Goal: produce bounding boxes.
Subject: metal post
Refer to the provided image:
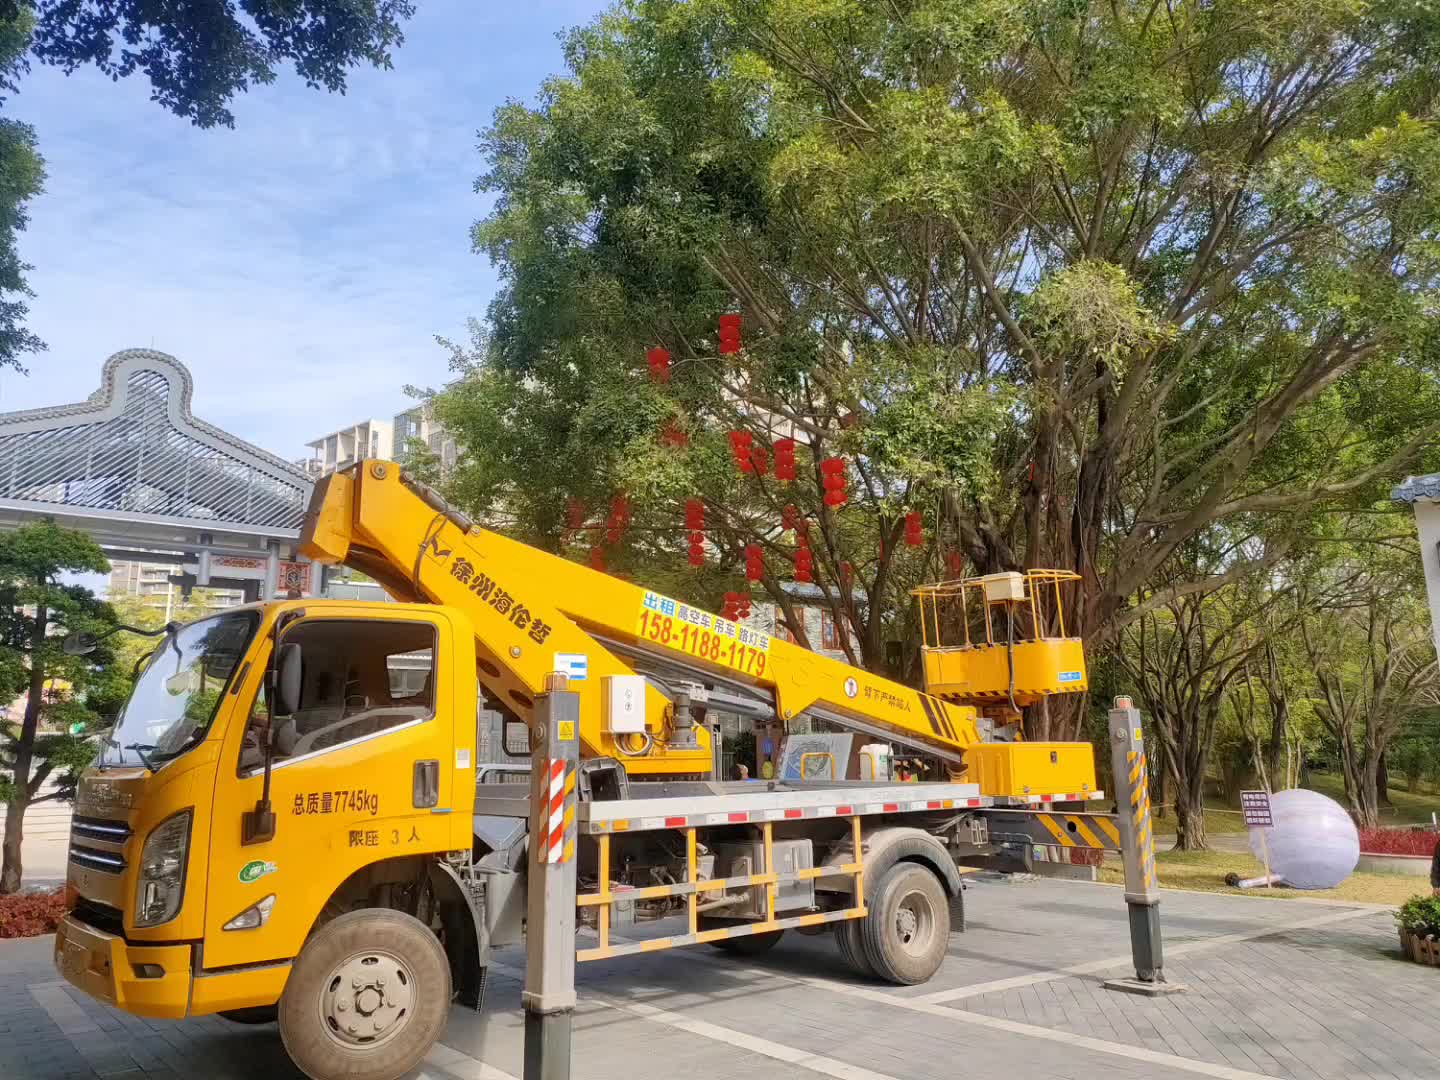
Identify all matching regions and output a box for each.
[1103,697,1183,996]
[523,674,580,1079]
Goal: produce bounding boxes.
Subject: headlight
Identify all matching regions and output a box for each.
[134,809,192,927]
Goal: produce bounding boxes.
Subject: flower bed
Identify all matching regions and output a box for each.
[1395,895,1440,967]
[0,888,66,938]
[1359,827,1438,856]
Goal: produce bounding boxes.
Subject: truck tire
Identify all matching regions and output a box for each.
[699,916,784,956]
[219,1005,278,1024]
[834,918,874,977]
[279,908,452,1080]
[859,863,949,985]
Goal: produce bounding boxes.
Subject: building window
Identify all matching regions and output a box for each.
[820,609,843,651]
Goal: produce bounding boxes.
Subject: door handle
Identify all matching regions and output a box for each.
[413,760,440,809]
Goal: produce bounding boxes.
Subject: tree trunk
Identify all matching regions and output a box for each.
[1153,757,1167,821]
[0,797,27,894]
[1171,767,1208,850]
[2,592,47,894]
[1354,756,1381,829]
[1376,750,1392,807]
[1265,691,1288,789]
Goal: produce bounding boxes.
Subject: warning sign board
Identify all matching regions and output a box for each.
[1239,790,1274,828]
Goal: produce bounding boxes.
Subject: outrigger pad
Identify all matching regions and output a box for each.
[1102,976,1186,996]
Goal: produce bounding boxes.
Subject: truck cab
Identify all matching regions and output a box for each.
[56,600,480,1050]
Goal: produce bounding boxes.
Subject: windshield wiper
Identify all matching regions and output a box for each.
[149,728,205,763]
[123,742,158,771]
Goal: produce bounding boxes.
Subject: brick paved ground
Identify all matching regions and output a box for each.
[3,878,1433,1080]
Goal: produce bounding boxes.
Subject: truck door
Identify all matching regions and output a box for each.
[204,611,457,970]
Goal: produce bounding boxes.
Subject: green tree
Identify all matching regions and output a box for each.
[0,521,114,893]
[0,0,417,371]
[1299,550,1439,828]
[449,0,1440,737]
[0,10,45,371]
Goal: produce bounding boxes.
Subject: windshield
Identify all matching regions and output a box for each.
[104,611,259,768]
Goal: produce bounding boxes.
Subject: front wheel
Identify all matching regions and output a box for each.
[279,908,452,1080]
[859,863,950,985]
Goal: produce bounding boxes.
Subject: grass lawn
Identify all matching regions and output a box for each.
[1098,848,1424,906]
[1148,773,1440,837]
[1307,772,1440,828]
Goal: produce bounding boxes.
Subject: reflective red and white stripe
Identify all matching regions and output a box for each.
[584,794,992,834]
[1014,791,1105,804]
[540,759,577,863]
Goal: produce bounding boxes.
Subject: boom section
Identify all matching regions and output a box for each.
[298,463,978,773]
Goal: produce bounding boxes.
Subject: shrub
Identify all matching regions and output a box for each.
[0,888,66,938]
[1395,895,1440,939]
[1359,828,1439,856]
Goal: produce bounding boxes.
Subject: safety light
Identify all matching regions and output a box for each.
[223,894,276,931]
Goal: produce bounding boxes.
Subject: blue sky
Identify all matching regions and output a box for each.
[1,0,605,460]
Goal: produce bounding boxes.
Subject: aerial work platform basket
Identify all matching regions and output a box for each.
[912,569,1089,707]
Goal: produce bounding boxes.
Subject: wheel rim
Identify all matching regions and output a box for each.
[318,948,417,1050]
[893,888,936,957]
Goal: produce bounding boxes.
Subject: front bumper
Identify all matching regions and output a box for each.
[54,915,193,1019]
[54,915,294,1020]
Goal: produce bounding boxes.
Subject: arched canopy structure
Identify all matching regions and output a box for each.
[0,349,317,597]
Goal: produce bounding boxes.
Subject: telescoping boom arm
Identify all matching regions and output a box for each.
[299,462,1093,790]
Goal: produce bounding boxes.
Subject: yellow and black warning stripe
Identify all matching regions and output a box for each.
[918,693,958,742]
[1033,811,1122,850]
[984,808,1124,851]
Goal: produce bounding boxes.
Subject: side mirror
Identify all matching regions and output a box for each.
[274,643,302,716]
[63,632,99,656]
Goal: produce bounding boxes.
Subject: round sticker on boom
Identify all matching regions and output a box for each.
[239,860,277,884]
[844,677,859,699]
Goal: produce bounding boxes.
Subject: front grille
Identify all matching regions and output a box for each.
[71,897,125,936]
[71,816,131,845]
[69,845,126,874]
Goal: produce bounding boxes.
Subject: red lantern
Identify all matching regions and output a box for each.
[728,430,754,474]
[590,546,607,572]
[565,498,585,531]
[750,445,770,477]
[774,438,796,482]
[718,313,742,355]
[794,539,814,584]
[745,543,763,583]
[781,504,799,532]
[609,495,631,527]
[685,499,705,530]
[945,549,964,577]
[820,457,848,508]
[646,346,671,384]
[841,560,853,586]
[904,511,923,547]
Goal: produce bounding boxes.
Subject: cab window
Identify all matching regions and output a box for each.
[238,620,435,774]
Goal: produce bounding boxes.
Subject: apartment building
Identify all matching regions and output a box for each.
[108,560,245,614]
[299,403,458,480]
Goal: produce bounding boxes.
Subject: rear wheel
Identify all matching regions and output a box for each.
[835,917,874,977]
[700,916,784,956]
[219,1005,277,1025]
[859,863,949,985]
[279,908,451,1080]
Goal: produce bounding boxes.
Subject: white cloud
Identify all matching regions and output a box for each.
[2,0,603,458]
